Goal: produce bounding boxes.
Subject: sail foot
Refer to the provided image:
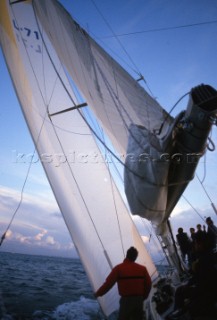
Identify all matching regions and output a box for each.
[124,84,217,231]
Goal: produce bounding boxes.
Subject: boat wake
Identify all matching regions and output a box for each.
[50,297,103,320]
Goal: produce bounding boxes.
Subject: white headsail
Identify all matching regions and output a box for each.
[0,0,158,316]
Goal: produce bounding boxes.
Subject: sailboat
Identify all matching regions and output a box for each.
[0,0,216,319]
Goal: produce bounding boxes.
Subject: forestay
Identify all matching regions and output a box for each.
[0,0,158,316]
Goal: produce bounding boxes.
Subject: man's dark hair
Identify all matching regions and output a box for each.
[195,232,210,251]
[206,217,213,224]
[126,247,138,261]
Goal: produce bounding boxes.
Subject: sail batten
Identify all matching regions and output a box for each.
[49,102,88,117]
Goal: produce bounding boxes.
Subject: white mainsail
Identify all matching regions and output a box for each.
[0,0,158,316]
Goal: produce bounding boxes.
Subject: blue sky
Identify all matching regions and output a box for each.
[0,0,217,260]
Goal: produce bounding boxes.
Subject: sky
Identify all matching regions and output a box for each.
[0,0,217,261]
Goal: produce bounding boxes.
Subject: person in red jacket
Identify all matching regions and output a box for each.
[95,247,152,320]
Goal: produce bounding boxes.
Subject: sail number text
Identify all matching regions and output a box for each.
[13,19,41,53]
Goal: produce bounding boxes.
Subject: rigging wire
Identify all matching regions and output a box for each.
[194,127,217,214]
[90,0,155,98]
[196,172,217,215]
[157,91,190,135]
[198,124,217,214]
[0,154,34,247]
[196,173,213,202]
[182,195,206,222]
[102,19,217,38]
[139,218,168,264]
[90,0,139,75]
[200,152,207,184]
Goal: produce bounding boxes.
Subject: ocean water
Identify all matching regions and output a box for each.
[0,252,107,320]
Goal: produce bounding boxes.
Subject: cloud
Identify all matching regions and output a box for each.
[0,185,59,217]
[16,233,31,244]
[2,226,74,255]
[46,235,57,246]
[35,229,47,241]
[0,185,74,257]
[5,229,12,238]
[0,185,68,234]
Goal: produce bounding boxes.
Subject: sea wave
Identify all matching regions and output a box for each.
[0,252,104,319]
